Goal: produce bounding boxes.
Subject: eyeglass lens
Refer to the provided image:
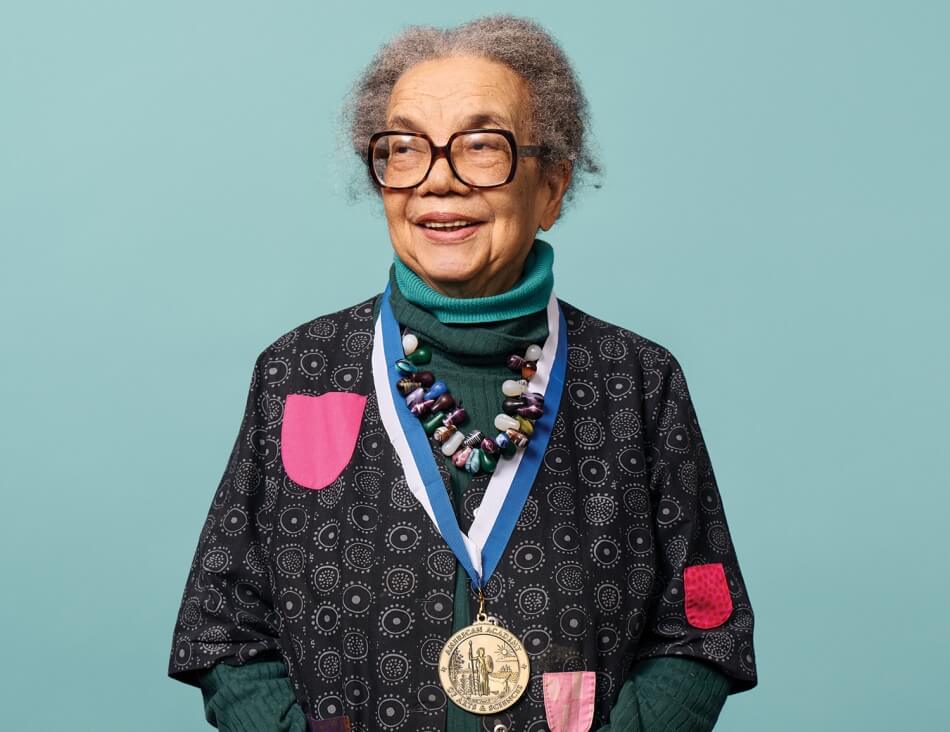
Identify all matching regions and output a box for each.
[372,131,514,188]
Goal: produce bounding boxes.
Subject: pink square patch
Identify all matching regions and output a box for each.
[683,562,733,629]
[543,671,596,732]
[280,391,367,490]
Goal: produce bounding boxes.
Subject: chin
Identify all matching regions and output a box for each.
[418,256,480,286]
[413,244,484,283]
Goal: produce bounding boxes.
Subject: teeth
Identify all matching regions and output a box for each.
[420,221,476,229]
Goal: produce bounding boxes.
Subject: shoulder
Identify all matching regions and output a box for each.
[235,292,383,398]
[253,292,382,364]
[556,296,684,376]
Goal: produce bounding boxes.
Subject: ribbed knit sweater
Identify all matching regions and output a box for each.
[194,240,731,731]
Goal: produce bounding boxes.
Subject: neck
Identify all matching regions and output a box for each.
[392,239,555,324]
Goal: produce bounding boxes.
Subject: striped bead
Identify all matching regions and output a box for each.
[463,430,484,448]
[505,428,529,448]
[397,378,421,396]
[433,425,457,444]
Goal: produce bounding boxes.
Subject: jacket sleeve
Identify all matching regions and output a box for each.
[195,657,307,731]
[167,349,291,690]
[596,656,731,731]
[633,351,758,694]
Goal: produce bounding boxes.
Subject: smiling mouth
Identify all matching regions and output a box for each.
[414,220,484,242]
[418,220,481,231]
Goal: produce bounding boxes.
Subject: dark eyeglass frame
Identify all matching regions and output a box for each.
[366,128,548,190]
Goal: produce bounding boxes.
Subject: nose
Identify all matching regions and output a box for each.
[417,149,470,195]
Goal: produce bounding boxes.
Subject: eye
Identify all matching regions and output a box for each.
[386,136,428,157]
[469,139,501,152]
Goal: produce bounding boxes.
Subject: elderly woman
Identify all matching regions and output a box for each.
[168,14,757,732]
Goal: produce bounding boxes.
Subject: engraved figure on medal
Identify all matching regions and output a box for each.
[438,612,530,714]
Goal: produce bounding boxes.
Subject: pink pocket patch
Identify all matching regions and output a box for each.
[280,392,367,490]
[684,562,733,629]
[543,671,596,732]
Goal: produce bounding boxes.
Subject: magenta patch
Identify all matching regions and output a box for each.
[543,671,596,732]
[683,562,733,629]
[280,392,367,490]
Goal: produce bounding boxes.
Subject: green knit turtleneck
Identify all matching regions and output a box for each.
[392,238,555,324]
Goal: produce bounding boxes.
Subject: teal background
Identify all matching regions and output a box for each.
[1,1,947,729]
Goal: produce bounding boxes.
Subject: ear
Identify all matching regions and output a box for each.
[538,161,573,231]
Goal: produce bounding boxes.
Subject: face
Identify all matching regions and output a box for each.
[380,55,571,298]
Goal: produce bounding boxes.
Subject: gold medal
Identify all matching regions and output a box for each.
[438,592,530,714]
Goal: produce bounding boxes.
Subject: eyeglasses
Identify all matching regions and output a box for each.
[367,128,547,190]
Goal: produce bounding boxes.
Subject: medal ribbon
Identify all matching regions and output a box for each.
[372,281,567,590]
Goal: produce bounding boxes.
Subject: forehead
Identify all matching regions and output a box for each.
[385,55,530,136]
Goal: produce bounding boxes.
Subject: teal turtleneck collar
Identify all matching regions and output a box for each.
[392,239,554,324]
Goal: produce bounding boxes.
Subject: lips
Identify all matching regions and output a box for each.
[415,212,483,226]
[414,212,485,242]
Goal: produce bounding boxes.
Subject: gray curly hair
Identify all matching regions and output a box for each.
[339,14,602,213]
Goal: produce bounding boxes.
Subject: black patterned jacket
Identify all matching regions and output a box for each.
[167,293,758,732]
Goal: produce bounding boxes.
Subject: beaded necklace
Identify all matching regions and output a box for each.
[393,330,545,475]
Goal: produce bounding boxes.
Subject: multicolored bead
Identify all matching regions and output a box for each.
[505,428,529,448]
[432,392,455,413]
[463,430,484,448]
[495,432,516,458]
[395,330,546,472]
[452,446,472,469]
[516,404,543,420]
[410,399,435,418]
[402,333,419,355]
[397,378,421,396]
[494,413,520,432]
[444,406,468,428]
[506,354,526,372]
[464,448,482,474]
[502,397,524,416]
[423,380,448,400]
[416,370,436,388]
[433,425,457,443]
[479,449,498,473]
[502,379,527,397]
[395,358,417,374]
[523,391,544,407]
[405,387,425,407]
[422,411,446,435]
[480,437,500,457]
[525,344,542,362]
[441,430,465,455]
[406,345,431,365]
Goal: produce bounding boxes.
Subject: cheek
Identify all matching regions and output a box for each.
[382,195,411,231]
[489,186,538,235]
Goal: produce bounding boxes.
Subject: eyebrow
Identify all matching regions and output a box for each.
[387,112,512,131]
